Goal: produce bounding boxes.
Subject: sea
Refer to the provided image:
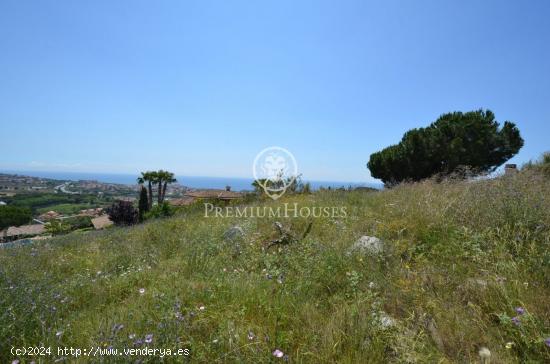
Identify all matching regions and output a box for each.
[1,170,382,191]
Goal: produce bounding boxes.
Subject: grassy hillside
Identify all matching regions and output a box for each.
[1,170,549,363]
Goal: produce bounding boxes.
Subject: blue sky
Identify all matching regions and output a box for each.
[1,0,549,183]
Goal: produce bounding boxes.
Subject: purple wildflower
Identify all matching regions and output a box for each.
[545,338,550,347]
[139,288,145,295]
[272,349,284,358]
[12,360,20,364]
[134,338,143,346]
[145,334,153,344]
[511,316,521,326]
[515,307,525,315]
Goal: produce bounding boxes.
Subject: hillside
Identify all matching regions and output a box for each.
[1,170,549,363]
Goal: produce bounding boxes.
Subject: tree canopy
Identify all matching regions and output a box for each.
[367,110,524,186]
[137,170,177,207]
[0,205,32,229]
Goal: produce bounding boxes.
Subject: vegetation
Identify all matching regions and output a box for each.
[106,200,138,226]
[157,170,177,204]
[45,217,92,235]
[523,151,550,177]
[64,215,94,230]
[1,162,549,363]
[144,202,175,220]
[0,205,32,229]
[4,193,104,213]
[137,170,177,208]
[45,220,72,235]
[138,186,149,222]
[252,175,310,196]
[368,110,524,185]
[137,172,156,209]
[36,203,98,216]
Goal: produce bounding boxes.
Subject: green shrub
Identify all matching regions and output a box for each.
[0,205,32,229]
[64,216,93,229]
[45,220,71,235]
[144,202,175,220]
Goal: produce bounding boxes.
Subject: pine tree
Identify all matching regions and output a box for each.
[367,110,523,186]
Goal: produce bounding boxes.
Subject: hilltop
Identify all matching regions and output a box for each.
[1,169,549,363]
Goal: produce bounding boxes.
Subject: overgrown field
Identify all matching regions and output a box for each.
[1,171,549,363]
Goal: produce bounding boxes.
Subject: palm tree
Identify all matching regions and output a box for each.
[161,171,176,203]
[137,171,157,209]
[138,170,176,206]
[156,170,177,204]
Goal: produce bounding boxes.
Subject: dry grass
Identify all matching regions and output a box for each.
[1,168,549,363]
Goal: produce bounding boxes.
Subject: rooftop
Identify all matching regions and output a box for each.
[2,224,45,238]
[91,215,114,230]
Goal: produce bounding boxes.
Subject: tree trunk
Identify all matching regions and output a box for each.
[157,180,163,204]
[147,181,153,209]
[161,182,168,203]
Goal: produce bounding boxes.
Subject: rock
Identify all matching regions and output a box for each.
[373,311,396,329]
[223,226,244,241]
[379,313,396,328]
[347,236,384,255]
[478,347,491,364]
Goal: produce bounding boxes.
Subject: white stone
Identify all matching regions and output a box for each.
[379,313,396,328]
[348,236,383,255]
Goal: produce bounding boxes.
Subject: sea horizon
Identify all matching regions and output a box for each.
[0,170,383,191]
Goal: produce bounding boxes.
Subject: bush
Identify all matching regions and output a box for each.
[368,109,524,185]
[144,202,174,220]
[64,216,93,229]
[0,205,32,229]
[45,220,71,235]
[106,200,138,226]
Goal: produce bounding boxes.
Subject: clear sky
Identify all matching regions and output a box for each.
[1,0,549,183]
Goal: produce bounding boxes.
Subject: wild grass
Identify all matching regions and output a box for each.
[1,169,549,363]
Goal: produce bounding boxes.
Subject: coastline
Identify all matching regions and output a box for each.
[0,170,383,191]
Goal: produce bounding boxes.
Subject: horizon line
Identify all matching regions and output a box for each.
[0,168,381,186]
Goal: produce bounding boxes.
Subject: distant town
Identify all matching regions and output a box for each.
[0,172,188,197]
[0,172,242,243]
